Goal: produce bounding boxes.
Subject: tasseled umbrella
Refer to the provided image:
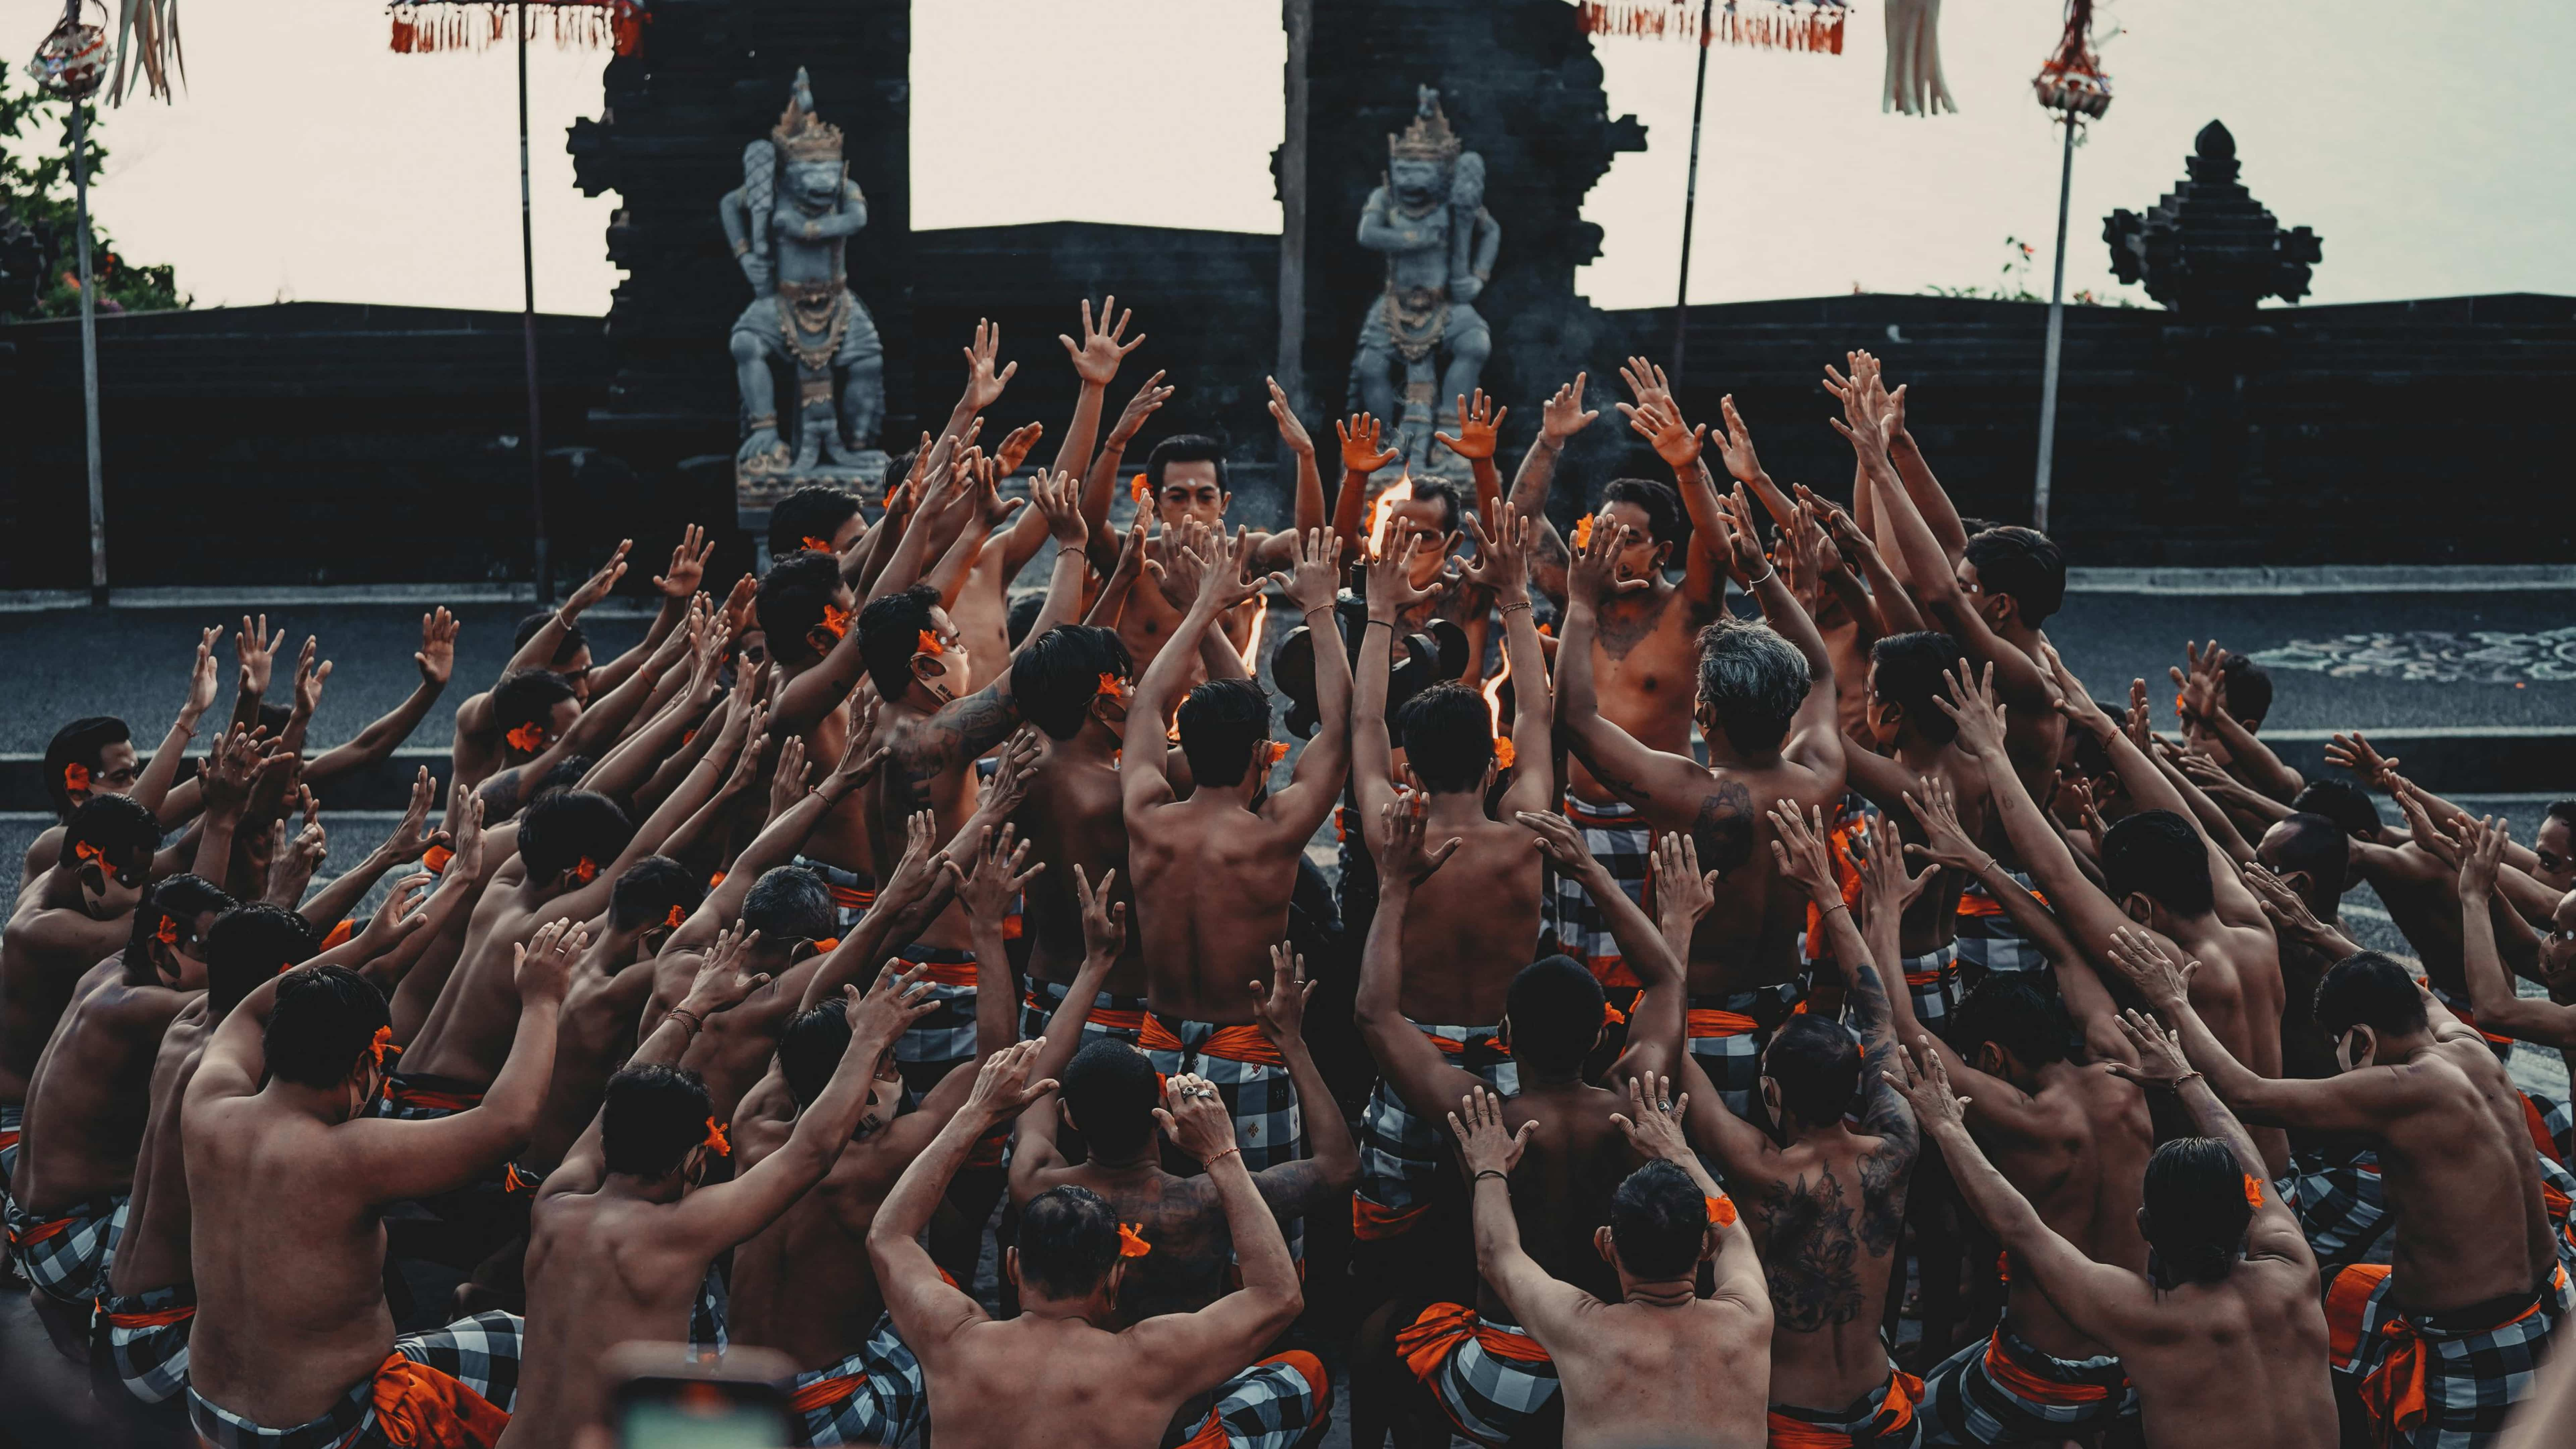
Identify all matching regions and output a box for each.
[385,0,646,56]
[1881,0,1955,116]
[1576,0,1850,54]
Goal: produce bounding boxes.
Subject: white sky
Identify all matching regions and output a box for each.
[17,0,2575,315]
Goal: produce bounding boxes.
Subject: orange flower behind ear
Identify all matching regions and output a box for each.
[504,722,547,754]
[664,905,686,929]
[62,761,90,793]
[1266,741,1291,766]
[1492,737,1516,771]
[73,839,106,868]
[703,1118,732,1157]
[570,858,600,885]
[1118,1223,1153,1258]
[802,535,835,554]
[916,629,945,657]
[812,936,841,954]
[817,603,854,642]
[1602,1002,1627,1027]
[367,1025,395,1071]
[422,845,455,875]
[155,915,180,948]
[1705,1194,1738,1228]
[1096,673,1125,700]
[2244,1173,2264,1209]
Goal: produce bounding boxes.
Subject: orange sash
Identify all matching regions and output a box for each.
[1427,1029,1511,1058]
[1981,1330,2112,1405]
[97,1297,195,1330]
[1767,1369,1922,1448]
[1176,1351,1327,1449]
[7,1215,73,1248]
[1352,1195,1434,1241]
[2519,1091,2565,1166]
[1395,1302,1553,1382]
[1686,1008,1759,1039]
[368,1352,510,1449]
[1139,1015,1285,1069]
[2355,1266,2565,1439]
[826,882,875,912]
[1958,886,2049,919]
[788,1366,865,1415]
[2326,1263,2392,1367]
[1904,966,1948,988]
[384,1079,484,1115]
[893,954,978,989]
[319,919,356,951]
[1023,988,1146,1034]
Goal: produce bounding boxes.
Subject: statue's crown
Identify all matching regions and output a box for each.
[772,68,844,164]
[1388,88,1461,164]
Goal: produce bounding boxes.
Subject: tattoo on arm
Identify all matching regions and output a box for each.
[1842,958,1918,1253]
[938,688,1017,761]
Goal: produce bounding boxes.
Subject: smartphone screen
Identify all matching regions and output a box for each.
[618,1381,795,1449]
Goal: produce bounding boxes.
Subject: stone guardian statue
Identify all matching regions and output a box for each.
[1348,87,1501,481]
[721,68,887,493]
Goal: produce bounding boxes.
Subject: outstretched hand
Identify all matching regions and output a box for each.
[1060,295,1144,387]
[2103,1009,2197,1091]
[1377,792,1465,885]
[1651,831,1722,937]
[1539,374,1599,444]
[1337,413,1402,475]
[1156,1072,1239,1164]
[2103,926,2195,1012]
[1249,943,1314,1046]
[1434,389,1506,463]
[1451,1085,1536,1180]
[965,1038,1057,1125]
[1765,799,1843,906]
[1609,1073,1693,1165]
[1882,1039,1967,1131]
[1073,864,1127,962]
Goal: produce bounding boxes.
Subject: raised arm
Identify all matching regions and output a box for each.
[1354,535,1434,822]
[1330,414,1402,564]
[1270,376,1329,537]
[1552,520,1717,822]
[1770,803,1916,1173]
[1078,371,1172,562]
[1010,472,1094,657]
[1264,529,1350,836]
[2458,819,2576,1046]
[2105,1009,2318,1266]
[1612,1075,1770,1315]
[1431,388,1508,522]
[1715,487,1843,781]
[1241,945,1359,1214]
[1616,388,1727,614]
[1523,810,1680,1083]
[1353,803,1483,1118]
[1508,376,1597,607]
[139,628,222,823]
[1460,504,1557,816]
[1126,1075,1304,1398]
[1454,1087,1595,1337]
[871,1043,1056,1362]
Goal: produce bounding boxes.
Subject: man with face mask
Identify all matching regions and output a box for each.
[5,874,232,1341]
[2107,929,2572,1449]
[182,927,572,1449]
[497,940,914,1447]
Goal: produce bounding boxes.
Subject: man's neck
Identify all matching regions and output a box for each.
[2030,1059,2084,1096]
[1079,1143,1166,1180]
[2371,1031,2439,1067]
[1516,1070,1587,1096]
[604,1171,689,1205]
[1062,722,1121,765]
[2160,911,2229,950]
[1015,1293,1113,1328]
[1702,740,1785,773]
[261,1078,356,1125]
[1891,733,1949,771]
[1617,1274,1698,1308]
[1422,791,1488,827]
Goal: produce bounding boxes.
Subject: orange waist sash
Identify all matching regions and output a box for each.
[893,954,978,989]
[97,1298,196,1331]
[1139,1015,1284,1068]
[1686,1008,1759,1039]
[368,1351,509,1449]
[1023,989,1146,1034]
[1766,1368,1921,1448]
[1395,1302,1552,1382]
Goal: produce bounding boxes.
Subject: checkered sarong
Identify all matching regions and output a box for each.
[1141,1014,1305,1257]
[1355,1023,1517,1241]
[1021,977,1148,1049]
[1168,1349,1333,1449]
[2276,1149,2395,1271]
[1544,794,1652,988]
[1955,866,2049,976]
[1898,941,1963,1043]
[1687,981,1807,1119]
[97,1281,196,1404]
[0,1102,20,1201]
[1769,1365,1926,1448]
[6,1190,123,1306]
[2328,1261,2572,1449]
[690,1263,728,1353]
[884,945,980,1109]
[1395,1302,1561,1446]
[796,854,877,934]
[188,1310,524,1449]
[790,1311,926,1447]
[1918,1324,2135,1445]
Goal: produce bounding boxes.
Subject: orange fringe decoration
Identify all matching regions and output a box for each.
[1576,0,1847,55]
[388,0,647,57]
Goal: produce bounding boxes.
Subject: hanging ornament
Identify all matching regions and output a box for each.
[1575,0,1850,56]
[1882,0,1956,117]
[2034,0,2114,118]
[25,3,110,101]
[106,0,182,103]
[386,0,649,58]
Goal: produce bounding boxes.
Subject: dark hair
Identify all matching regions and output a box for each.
[1962,527,2066,626]
[63,794,160,882]
[1951,978,2076,1069]
[2263,813,2350,898]
[534,756,597,804]
[856,584,941,700]
[1394,683,1495,794]
[768,484,864,558]
[1175,678,1273,788]
[263,964,390,1088]
[133,874,237,972]
[203,901,309,1017]
[2545,800,2576,833]
[1060,1040,1160,1160]
[777,998,854,1109]
[1695,617,1809,756]
[44,716,130,818]
[1608,1160,1708,1279]
[1145,434,1228,495]
[491,668,579,751]
[742,866,834,944]
[255,702,293,735]
[2313,951,2429,1040]
[1505,956,1605,1074]
[2101,811,2214,918]
[2292,780,2383,841]
[1601,477,1684,549]
[1869,632,1968,745]
[2216,652,2273,725]
[601,1063,716,1178]
[610,856,704,933]
[1012,626,1132,741]
[1410,478,1465,537]
[1007,594,1048,650]
[1016,1184,1123,1300]
[516,790,633,885]
[2141,1137,2252,1285]
[757,551,848,664]
[512,611,589,669]
[1764,1016,1862,1126]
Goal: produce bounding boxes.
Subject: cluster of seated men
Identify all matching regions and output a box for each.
[8,303,2576,1449]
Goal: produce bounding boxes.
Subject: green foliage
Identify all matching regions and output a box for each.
[0,68,186,322]
[1925,235,2138,308]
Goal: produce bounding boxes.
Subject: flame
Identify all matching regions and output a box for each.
[1367,474,1416,557]
[1239,594,1269,672]
[1481,649,1511,736]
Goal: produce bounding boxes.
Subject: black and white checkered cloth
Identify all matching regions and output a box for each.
[2330,1262,2572,1449]
[187,1309,524,1449]
[885,945,981,1109]
[1354,1024,1517,1240]
[96,1280,196,1405]
[1686,981,1808,1120]
[1170,1349,1334,1449]
[1019,977,1148,1049]
[1542,794,1653,988]
[792,1310,928,1447]
[1954,866,2051,976]
[1395,1302,1561,1446]
[1916,1324,2136,1445]
[5,1190,122,1306]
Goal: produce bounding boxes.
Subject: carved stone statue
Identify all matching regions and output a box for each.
[1348,87,1501,481]
[722,68,887,499]
[2105,120,2321,318]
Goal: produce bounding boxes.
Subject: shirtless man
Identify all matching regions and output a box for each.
[1941,662,2292,1173]
[1454,1079,1771,1449]
[1554,504,1846,1114]
[1361,799,1690,1445]
[96,902,306,1410]
[1831,363,2070,979]
[1679,802,1920,1447]
[1509,375,1728,987]
[1346,508,1555,1243]
[498,940,922,1447]
[23,628,218,885]
[1888,1023,2337,1449]
[1124,525,1344,1182]
[517,857,704,1171]
[1863,798,2157,1444]
[1841,631,1992,1038]
[183,920,573,1448]
[2106,931,2566,1447]
[871,1044,1325,1449]
[7,874,226,1335]
[3,793,166,1203]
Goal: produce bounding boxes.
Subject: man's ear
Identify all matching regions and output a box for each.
[2280,869,2316,901]
[1651,539,1675,572]
[2118,892,2156,927]
[1594,1224,1616,1267]
[1003,1247,1022,1292]
[1701,1223,1720,1263]
[1974,1040,2007,1077]
[1059,1100,1080,1134]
